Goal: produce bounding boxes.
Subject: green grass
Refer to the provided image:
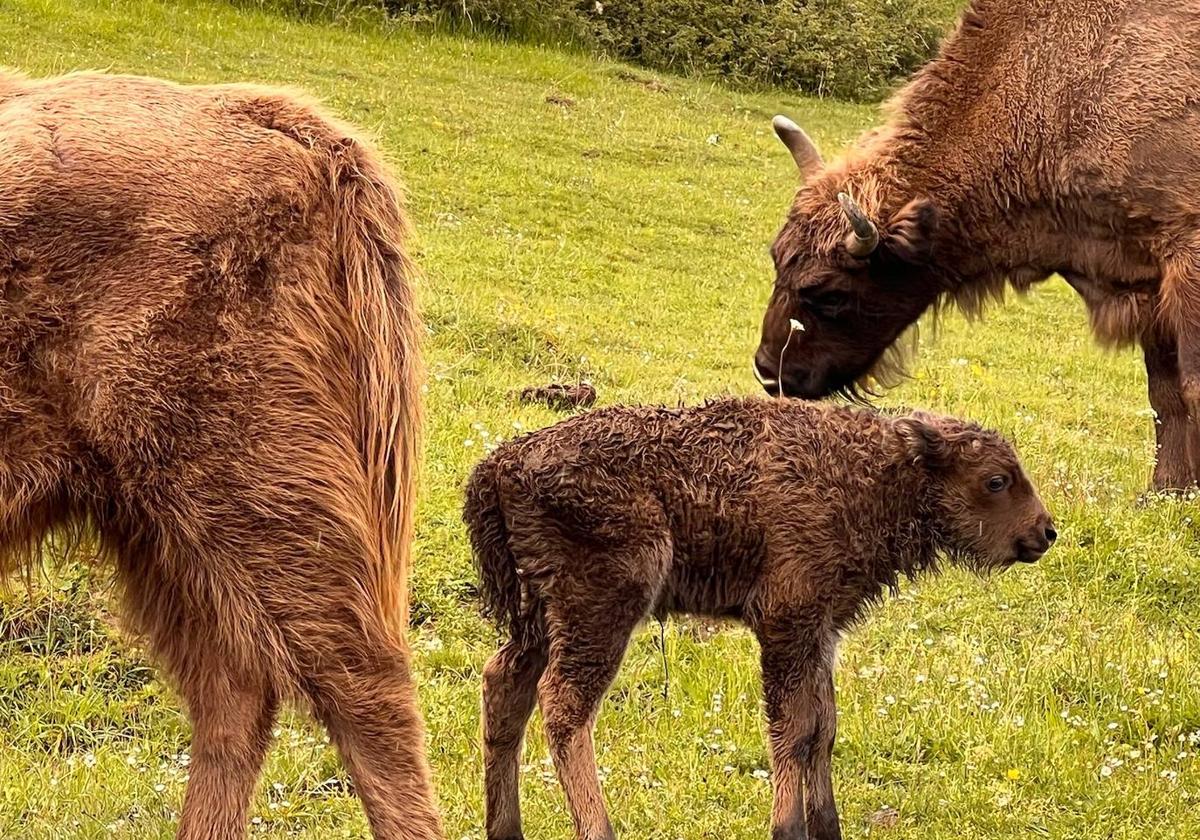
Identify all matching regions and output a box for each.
[1,1,1198,837]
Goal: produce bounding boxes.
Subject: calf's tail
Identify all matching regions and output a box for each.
[463,459,543,650]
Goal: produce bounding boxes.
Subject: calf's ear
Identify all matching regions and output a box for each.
[895,415,950,467]
[885,198,938,264]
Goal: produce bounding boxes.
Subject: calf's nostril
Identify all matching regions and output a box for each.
[1045,526,1057,544]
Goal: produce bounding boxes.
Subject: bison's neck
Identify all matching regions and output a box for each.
[826,455,941,628]
[831,140,1157,321]
[831,0,1164,319]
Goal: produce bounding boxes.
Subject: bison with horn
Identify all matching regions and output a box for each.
[754,0,1200,491]
[0,70,441,839]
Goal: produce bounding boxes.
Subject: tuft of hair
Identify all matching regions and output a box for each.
[839,322,920,402]
[247,90,425,635]
[463,459,544,651]
[329,133,424,635]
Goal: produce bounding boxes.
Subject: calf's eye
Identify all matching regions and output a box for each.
[987,475,1009,493]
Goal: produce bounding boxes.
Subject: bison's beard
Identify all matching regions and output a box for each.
[835,323,920,402]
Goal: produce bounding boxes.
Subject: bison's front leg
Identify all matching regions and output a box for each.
[1141,326,1195,490]
[757,618,841,840]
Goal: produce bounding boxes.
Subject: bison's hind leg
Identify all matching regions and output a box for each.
[116,543,283,840]
[295,610,443,840]
[535,535,670,840]
[482,639,548,840]
[175,653,279,840]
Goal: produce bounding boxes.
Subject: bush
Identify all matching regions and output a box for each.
[251,0,964,102]
[586,0,954,101]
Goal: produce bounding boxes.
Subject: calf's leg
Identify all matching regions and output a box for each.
[483,639,549,840]
[756,618,840,840]
[538,586,655,840]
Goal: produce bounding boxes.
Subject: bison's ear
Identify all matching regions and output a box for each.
[895,414,951,468]
[885,198,938,264]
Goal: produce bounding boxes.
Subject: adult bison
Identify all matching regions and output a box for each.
[753,0,1200,490]
[0,71,441,839]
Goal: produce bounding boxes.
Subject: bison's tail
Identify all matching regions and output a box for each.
[327,134,423,635]
[463,460,543,651]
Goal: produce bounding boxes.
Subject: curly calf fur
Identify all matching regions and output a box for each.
[466,398,1053,840]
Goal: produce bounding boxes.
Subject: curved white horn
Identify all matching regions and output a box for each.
[772,115,823,179]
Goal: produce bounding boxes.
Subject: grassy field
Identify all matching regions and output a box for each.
[1,1,1199,838]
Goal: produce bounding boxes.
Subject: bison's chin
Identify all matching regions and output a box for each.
[847,323,920,400]
[755,324,918,402]
[943,546,1022,577]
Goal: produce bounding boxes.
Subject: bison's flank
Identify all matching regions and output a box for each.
[0,70,441,840]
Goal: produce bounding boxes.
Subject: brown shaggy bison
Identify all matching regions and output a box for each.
[465,398,1054,840]
[752,0,1200,490]
[0,70,441,839]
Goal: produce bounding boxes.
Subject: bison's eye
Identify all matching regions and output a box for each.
[986,475,1010,493]
[811,290,853,318]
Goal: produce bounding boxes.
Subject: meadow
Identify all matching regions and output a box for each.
[0,1,1198,837]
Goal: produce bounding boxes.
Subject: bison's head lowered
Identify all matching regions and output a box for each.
[754,116,944,399]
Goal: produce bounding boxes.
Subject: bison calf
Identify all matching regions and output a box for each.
[464,398,1054,840]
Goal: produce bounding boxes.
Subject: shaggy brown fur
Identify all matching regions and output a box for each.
[0,69,441,839]
[465,398,1055,840]
[752,0,1200,490]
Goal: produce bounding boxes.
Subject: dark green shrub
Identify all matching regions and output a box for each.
[584,0,953,101]
[243,0,966,102]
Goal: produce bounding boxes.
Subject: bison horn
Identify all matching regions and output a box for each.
[772,115,823,179]
[837,192,880,257]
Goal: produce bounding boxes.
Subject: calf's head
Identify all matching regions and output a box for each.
[754,116,942,399]
[896,412,1056,570]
